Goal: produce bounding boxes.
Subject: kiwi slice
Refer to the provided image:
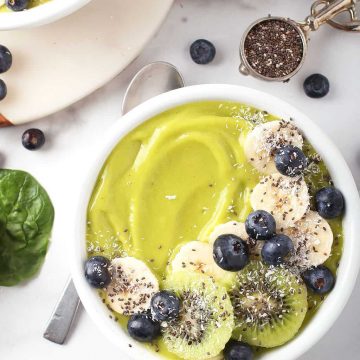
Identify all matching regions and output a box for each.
[162,271,234,360]
[230,261,307,348]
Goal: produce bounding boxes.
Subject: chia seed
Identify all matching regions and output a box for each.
[244,19,304,79]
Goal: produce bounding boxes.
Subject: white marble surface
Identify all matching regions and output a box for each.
[1,1,360,359]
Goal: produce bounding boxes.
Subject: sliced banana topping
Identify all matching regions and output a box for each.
[171,241,235,286]
[209,354,224,360]
[283,211,333,270]
[250,173,310,229]
[244,120,304,174]
[209,221,249,244]
[209,221,262,257]
[106,257,159,315]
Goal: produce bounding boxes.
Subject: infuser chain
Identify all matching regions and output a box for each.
[311,0,360,32]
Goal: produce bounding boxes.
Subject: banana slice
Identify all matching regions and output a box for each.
[250,173,310,229]
[209,221,249,244]
[170,241,235,287]
[209,354,223,360]
[283,211,333,270]
[209,221,262,258]
[106,257,159,315]
[244,120,304,174]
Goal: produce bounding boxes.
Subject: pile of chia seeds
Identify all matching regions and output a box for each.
[244,19,304,79]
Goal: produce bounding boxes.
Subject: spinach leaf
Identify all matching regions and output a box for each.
[0,169,54,286]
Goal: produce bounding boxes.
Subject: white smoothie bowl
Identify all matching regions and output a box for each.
[0,0,92,30]
[70,84,360,360]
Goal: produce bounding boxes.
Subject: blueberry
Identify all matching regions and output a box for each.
[0,45,12,74]
[127,313,161,342]
[224,340,253,360]
[245,210,276,240]
[303,74,330,98]
[0,79,7,101]
[213,234,249,272]
[190,39,216,65]
[6,0,29,11]
[302,265,335,295]
[261,234,294,266]
[151,290,180,322]
[84,256,111,288]
[275,145,307,177]
[22,128,45,150]
[315,187,344,219]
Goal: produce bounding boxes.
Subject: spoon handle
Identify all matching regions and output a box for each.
[43,278,80,344]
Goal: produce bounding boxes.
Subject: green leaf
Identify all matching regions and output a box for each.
[0,169,54,286]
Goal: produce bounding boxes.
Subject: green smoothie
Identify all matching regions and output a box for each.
[0,0,50,12]
[86,101,343,359]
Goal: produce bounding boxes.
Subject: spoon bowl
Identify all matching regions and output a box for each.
[122,62,184,115]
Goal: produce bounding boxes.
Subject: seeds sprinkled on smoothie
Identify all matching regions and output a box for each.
[244,19,304,79]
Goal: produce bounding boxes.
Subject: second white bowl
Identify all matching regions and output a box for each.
[0,0,92,30]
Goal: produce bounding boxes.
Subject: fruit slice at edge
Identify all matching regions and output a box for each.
[162,271,234,360]
[230,261,308,348]
[105,257,159,315]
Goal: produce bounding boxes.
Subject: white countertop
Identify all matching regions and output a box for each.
[1,0,360,359]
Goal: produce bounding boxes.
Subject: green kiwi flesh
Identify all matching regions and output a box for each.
[162,271,234,360]
[230,261,308,348]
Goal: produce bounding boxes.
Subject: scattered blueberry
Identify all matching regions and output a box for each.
[22,128,46,150]
[224,340,253,360]
[315,187,344,219]
[245,210,276,240]
[190,39,216,65]
[84,256,111,288]
[0,45,12,74]
[0,79,7,101]
[127,314,161,342]
[303,74,330,98]
[6,0,29,11]
[261,234,294,266]
[213,234,249,272]
[151,290,180,322]
[302,265,335,295]
[275,145,307,177]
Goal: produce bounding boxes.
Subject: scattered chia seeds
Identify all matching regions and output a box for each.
[244,19,304,79]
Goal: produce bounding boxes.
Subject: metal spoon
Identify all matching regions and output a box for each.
[122,61,184,114]
[43,62,184,345]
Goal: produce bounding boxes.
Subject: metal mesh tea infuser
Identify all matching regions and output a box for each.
[239,0,360,82]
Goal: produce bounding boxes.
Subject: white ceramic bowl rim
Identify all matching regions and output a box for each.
[70,84,360,360]
[0,0,92,30]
